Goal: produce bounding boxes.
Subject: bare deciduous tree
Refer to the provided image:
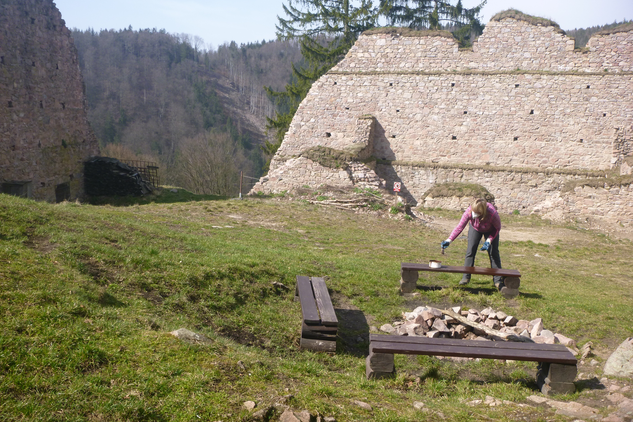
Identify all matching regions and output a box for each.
[171,131,251,196]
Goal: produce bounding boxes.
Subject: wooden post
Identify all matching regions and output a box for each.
[239,171,243,199]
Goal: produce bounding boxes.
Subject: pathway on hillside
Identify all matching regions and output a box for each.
[425,215,632,243]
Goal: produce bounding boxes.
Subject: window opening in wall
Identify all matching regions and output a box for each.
[451,83,455,87]
[530,110,534,114]
[1,56,4,64]
[1,181,31,198]
[38,141,41,148]
[389,83,393,86]
[515,84,519,88]
[334,81,337,85]
[396,109,400,112]
[390,135,396,138]
[32,61,35,67]
[325,132,331,137]
[56,63,59,69]
[60,102,65,109]
[586,85,590,89]
[514,137,519,141]
[8,101,12,107]
[464,111,467,114]
[345,107,349,110]
[452,135,457,140]
[55,182,70,203]
[39,101,43,108]
[580,139,584,143]
[31,18,35,24]
[603,113,607,117]
[40,182,46,187]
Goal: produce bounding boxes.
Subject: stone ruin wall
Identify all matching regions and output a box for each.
[252,15,633,231]
[0,0,99,202]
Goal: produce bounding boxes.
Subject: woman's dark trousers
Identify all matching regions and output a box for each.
[463,224,503,285]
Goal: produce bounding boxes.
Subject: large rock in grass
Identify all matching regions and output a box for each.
[170,328,213,345]
[604,338,633,378]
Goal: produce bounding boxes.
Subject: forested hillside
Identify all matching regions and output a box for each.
[567,19,631,47]
[71,28,302,194]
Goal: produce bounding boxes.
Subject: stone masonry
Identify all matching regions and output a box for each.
[251,12,633,232]
[0,0,99,202]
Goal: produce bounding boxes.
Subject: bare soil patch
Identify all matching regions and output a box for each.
[425,215,602,245]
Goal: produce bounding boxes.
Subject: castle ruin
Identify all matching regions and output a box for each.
[252,11,633,232]
[0,0,99,202]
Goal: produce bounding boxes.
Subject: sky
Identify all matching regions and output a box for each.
[53,0,633,49]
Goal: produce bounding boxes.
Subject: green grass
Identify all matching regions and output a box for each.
[1,192,631,421]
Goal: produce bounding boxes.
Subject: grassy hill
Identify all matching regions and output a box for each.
[1,191,631,421]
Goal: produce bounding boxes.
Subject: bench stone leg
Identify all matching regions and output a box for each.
[537,362,577,395]
[366,352,395,379]
[400,269,419,293]
[500,276,520,299]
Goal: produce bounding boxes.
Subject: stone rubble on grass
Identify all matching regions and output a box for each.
[412,401,426,410]
[379,305,579,350]
[527,385,633,422]
[279,409,337,422]
[169,328,213,345]
[353,400,373,411]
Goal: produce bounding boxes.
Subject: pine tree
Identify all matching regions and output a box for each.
[263,1,387,168]
[381,0,486,46]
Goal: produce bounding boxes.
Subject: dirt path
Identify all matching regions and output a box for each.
[424,215,604,245]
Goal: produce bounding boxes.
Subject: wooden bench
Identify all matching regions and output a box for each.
[366,334,578,395]
[295,276,338,352]
[400,262,522,298]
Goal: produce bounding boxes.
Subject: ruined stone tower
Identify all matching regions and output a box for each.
[252,11,633,232]
[0,0,99,202]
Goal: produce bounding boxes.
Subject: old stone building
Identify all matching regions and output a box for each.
[0,0,99,202]
[252,11,633,232]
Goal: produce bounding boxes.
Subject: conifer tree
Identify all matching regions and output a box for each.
[381,0,486,46]
[263,1,387,166]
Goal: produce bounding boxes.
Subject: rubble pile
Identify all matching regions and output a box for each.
[380,305,578,353]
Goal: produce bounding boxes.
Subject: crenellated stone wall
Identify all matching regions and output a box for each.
[0,0,99,202]
[251,11,633,232]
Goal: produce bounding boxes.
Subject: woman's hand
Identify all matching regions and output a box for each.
[441,239,451,249]
[480,239,491,251]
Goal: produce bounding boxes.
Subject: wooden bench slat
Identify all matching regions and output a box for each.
[296,275,320,324]
[370,334,571,353]
[302,330,337,341]
[303,323,338,334]
[371,341,576,365]
[402,262,521,277]
[311,277,338,326]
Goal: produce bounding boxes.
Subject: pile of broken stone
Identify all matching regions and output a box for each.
[379,305,579,354]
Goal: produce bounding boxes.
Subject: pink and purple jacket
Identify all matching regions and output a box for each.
[448,203,501,242]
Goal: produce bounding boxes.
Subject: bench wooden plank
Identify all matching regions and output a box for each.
[296,275,320,324]
[302,330,337,341]
[370,335,576,365]
[370,334,570,353]
[402,263,521,278]
[303,323,338,334]
[372,341,575,364]
[311,277,338,326]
